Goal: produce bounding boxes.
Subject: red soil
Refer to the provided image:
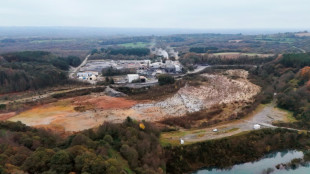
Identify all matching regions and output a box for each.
[0,112,16,121]
[73,95,138,109]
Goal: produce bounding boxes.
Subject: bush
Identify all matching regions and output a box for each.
[158,74,175,86]
[0,104,6,110]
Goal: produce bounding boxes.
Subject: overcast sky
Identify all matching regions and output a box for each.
[0,0,309,29]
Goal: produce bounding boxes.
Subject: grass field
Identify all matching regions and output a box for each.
[118,42,149,48]
[277,107,296,123]
[254,36,296,44]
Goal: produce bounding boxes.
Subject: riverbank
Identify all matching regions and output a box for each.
[164,128,309,174]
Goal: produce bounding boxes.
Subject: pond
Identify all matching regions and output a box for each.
[193,150,310,174]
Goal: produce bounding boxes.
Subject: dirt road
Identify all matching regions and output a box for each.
[161,101,292,145]
[0,86,96,105]
[69,54,90,79]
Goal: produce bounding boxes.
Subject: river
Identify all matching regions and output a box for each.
[193,150,310,174]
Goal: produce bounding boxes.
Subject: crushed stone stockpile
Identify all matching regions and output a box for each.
[132,70,261,119]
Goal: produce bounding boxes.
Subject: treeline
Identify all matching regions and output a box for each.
[109,48,150,56]
[280,53,310,68]
[0,118,165,174]
[275,59,310,121]
[0,51,81,94]
[179,52,274,68]
[98,37,151,45]
[189,47,218,53]
[101,67,135,76]
[92,48,150,56]
[165,129,307,174]
[270,53,310,122]
[2,51,81,70]
[251,53,310,125]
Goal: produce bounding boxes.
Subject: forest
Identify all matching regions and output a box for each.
[179,52,275,70]
[0,51,81,94]
[90,47,153,61]
[98,36,151,46]
[189,47,218,53]
[91,48,150,56]
[248,53,310,129]
[2,118,308,174]
[0,118,164,174]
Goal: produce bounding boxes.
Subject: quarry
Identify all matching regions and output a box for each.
[7,69,262,133]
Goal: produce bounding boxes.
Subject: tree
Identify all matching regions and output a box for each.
[120,145,139,167]
[50,150,72,174]
[66,56,81,67]
[22,148,55,173]
[91,49,98,55]
[103,135,113,144]
[74,152,105,173]
[158,74,175,86]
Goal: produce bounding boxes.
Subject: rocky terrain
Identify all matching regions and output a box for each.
[133,69,260,119]
[8,70,261,132]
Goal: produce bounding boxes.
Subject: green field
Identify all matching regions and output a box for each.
[254,36,296,44]
[118,42,149,48]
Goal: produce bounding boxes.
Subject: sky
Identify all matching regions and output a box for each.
[0,0,310,29]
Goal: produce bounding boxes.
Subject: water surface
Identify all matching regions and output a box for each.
[193,150,309,174]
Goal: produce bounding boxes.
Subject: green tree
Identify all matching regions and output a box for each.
[120,144,139,167]
[103,135,113,144]
[74,152,105,173]
[22,148,55,173]
[50,150,72,174]
[158,74,175,86]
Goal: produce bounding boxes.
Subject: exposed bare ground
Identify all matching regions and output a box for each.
[133,69,260,120]
[0,112,16,121]
[8,70,261,132]
[160,102,290,145]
